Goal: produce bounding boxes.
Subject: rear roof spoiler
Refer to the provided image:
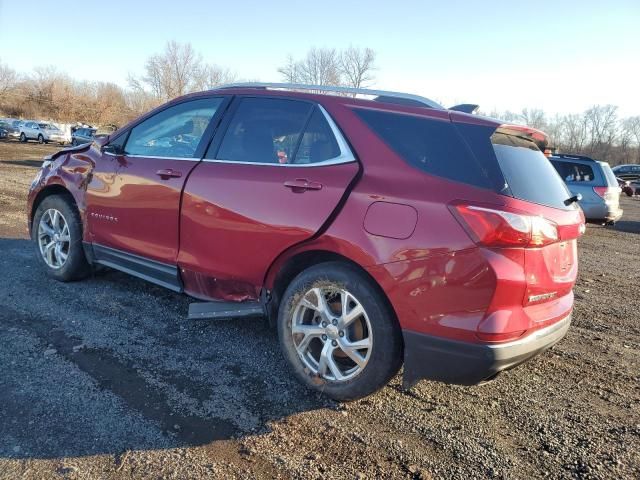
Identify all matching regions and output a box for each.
[549,153,597,162]
[449,104,480,114]
[498,124,549,151]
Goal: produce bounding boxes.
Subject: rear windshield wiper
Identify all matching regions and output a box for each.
[564,193,582,206]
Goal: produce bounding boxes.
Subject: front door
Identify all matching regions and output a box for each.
[86,96,228,264]
[178,96,360,300]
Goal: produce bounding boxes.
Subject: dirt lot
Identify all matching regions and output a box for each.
[0,140,638,479]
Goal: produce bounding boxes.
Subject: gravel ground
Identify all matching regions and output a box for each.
[0,140,639,479]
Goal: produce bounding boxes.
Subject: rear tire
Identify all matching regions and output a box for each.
[32,194,91,282]
[277,262,403,401]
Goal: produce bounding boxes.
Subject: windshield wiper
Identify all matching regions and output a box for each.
[564,193,582,206]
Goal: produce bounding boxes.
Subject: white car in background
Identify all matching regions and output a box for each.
[19,121,67,144]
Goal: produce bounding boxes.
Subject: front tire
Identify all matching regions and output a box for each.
[32,194,91,281]
[20,132,26,143]
[277,262,403,401]
[38,134,44,144]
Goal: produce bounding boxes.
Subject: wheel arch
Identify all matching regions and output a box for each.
[265,248,399,333]
[30,184,77,231]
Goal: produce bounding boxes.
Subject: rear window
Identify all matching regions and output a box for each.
[492,133,571,209]
[550,160,596,183]
[353,108,500,190]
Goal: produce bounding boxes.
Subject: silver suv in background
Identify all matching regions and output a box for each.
[19,122,67,144]
[550,154,622,224]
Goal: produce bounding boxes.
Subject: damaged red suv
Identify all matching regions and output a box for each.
[28,83,584,400]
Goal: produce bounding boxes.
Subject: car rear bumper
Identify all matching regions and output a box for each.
[582,202,622,222]
[606,208,623,222]
[402,314,571,388]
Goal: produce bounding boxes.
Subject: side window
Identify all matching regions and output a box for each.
[213,98,312,164]
[124,97,223,158]
[292,108,341,164]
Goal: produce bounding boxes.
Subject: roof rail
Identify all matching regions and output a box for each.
[213,82,444,109]
[550,153,597,162]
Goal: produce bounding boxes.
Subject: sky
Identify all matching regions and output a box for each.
[1,0,639,116]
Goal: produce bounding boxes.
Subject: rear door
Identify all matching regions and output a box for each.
[86,96,228,264]
[178,96,359,300]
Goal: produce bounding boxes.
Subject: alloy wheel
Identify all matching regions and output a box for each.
[291,286,373,382]
[37,208,70,269]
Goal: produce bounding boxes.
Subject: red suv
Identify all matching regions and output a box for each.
[28,83,584,400]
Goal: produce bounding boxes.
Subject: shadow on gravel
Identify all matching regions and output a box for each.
[614,220,640,235]
[0,238,328,460]
[0,159,42,168]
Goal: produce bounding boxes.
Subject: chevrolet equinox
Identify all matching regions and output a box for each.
[28,83,585,400]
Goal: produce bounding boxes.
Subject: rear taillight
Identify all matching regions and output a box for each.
[452,204,559,247]
[593,186,618,204]
[593,186,608,198]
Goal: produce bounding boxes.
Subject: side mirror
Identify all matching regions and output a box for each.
[95,135,110,147]
[101,144,120,155]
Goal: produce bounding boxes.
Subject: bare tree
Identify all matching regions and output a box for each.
[194,64,237,90]
[277,55,301,83]
[277,47,350,88]
[131,41,204,100]
[519,108,547,130]
[129,41,237,101]
[558,113,589,152]
[622,116,640,162]
[584,105,618,159]
[339,46,376,89]
[0,60,17,96]
[299,47,341,86]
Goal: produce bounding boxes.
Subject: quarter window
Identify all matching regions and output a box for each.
[292,108,341,164]
[124,98,223,158]
[214,98,312,164]
[353,107,499,190]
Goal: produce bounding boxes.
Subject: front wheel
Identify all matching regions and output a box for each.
[38,134,44,144]
[277,262,403,401]
[32,194,91,281]
[20,132,26,143]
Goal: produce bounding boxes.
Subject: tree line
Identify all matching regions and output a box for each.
[487,106,640,165]
[0,41,638,165]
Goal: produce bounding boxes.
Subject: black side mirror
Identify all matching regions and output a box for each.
[102,144,121,155]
